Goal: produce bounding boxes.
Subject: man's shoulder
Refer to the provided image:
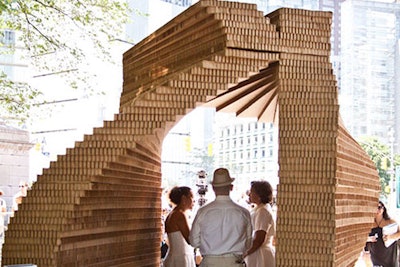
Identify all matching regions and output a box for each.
[226,198,249,211]
[234,203,251,216]
[196,198,226,213]
[197,199,216,211]
[204,198,250,214]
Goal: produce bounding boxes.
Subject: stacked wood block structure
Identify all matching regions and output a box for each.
[266,9,380,267]
[2,1,380,266]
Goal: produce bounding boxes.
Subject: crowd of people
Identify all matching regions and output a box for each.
[161,167,400,267]
[162,168,276,267]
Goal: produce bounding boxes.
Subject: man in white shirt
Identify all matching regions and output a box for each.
[190,168,252,267]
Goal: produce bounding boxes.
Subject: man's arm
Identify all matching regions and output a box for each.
[245,211,253,250]
[189,213,201,248]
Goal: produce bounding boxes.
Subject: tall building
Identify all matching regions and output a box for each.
[340,1,400,150]
[0,30,28,85]
[214,114,279,191]
[252,0,400,150]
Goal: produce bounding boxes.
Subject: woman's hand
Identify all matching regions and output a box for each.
[383,234,389,242]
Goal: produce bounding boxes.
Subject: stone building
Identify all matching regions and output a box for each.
[0,121,32,212]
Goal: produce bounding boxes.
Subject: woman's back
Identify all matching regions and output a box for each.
[163,231,195,267]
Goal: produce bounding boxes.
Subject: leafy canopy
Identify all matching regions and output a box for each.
[358,136,400,198]
[0,0,131,123]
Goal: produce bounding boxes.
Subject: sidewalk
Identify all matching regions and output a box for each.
[354,251,373,267]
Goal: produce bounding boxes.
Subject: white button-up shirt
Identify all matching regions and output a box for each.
[189,195,252,256]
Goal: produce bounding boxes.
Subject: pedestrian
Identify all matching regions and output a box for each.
[243,181,276,267]
[163,186,196,267]
[189,168,252,267]
[366,201,400,267]
[11,181,29,216]
[0,189,7,242]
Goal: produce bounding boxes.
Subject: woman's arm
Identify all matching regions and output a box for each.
[383,220,400,241]
[367,235,377,242]
[175,211,191,244]
[243,230,266,258]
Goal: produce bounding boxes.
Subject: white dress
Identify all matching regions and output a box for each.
[163,231,195,267]
[245,203,276,267]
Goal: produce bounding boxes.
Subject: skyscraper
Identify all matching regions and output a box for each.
[254,0,400,150]
[340,1,400,150]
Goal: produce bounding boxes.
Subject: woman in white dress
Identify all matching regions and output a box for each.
[244,181,276,267]
[163,186,196,267]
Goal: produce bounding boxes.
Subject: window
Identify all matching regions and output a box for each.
[1,30,15,45]
[160,0,192,7]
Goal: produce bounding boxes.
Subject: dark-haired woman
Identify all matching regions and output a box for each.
[367,201,400,267]
[244,181,276,267]
[163,186,195,267]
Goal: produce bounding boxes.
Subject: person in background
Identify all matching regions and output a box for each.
[163,186,196,267]
[366,201,400,267]
[161,207,169,260]
[244,181,276,267]
[11,181,29,216]
[189,168,252,267]
[0,189,7,242]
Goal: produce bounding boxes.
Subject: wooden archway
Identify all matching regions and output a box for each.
[3,1,379,266]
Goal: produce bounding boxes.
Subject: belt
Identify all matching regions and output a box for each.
[203,253,241,258]
[203,253,245,264]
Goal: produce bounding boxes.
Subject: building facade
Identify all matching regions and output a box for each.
[214,114,279,192]
[340,1,400,151]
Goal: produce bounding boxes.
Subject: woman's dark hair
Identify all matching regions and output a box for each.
[169,186,191,205]
[379,201,391,220]
[251,181,273,204]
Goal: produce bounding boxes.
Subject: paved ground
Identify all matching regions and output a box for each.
[0,245,374,267]
[354,251,373,267]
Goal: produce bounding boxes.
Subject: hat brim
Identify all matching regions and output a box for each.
[211,178,235,187]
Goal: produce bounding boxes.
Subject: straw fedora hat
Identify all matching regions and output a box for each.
[211,168,235,187]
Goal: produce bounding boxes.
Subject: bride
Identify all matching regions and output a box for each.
[163,186,196,267]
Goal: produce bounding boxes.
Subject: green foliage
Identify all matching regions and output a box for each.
[0,72,42,121]
[0,0,131,123]
[358,136,395,198]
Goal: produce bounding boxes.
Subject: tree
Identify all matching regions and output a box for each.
[358,136,400,198]
[0,0,131,123]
